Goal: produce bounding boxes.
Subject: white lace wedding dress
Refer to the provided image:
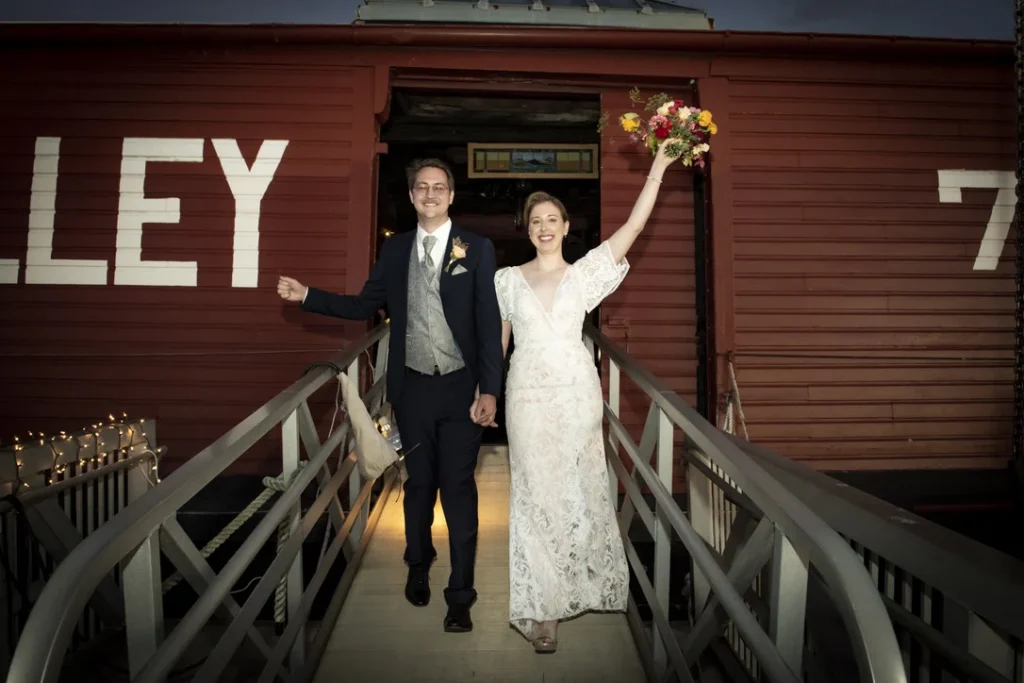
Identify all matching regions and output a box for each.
[495,241,631,637]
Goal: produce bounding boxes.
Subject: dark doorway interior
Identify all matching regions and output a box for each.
[377,88,603,443]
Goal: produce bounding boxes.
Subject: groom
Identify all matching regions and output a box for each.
[277,158,503,633]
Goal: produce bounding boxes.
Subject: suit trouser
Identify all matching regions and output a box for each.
[394,366,482,607]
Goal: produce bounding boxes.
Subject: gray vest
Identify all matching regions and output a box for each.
[405,240,465,375]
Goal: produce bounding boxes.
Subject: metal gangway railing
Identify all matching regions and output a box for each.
[6,325,393,683]
[734,435,1024,683]
[5,320,960,683]
[583,325,906,683]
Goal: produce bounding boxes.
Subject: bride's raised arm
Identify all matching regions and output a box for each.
[605,140,681,264]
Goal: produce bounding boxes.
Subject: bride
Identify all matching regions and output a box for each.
[482,141,681,652]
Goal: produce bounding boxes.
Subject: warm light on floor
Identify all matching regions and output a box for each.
[376,445,511,539]
[315,444,646,683]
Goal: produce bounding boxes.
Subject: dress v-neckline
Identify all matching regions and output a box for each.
[515,264,569,318]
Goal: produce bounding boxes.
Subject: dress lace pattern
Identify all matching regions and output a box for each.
[495,241,631,636]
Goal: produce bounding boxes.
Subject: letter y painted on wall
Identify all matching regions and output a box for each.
[937,169,1019,271]
[214,139,289,288]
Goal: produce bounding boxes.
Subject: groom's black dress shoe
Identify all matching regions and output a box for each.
[443,604,473,633]
[405,568,430,607]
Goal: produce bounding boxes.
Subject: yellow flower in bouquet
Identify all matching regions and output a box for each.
[620,113,641,133]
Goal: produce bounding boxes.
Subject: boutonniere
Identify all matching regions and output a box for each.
[445,237,468,273]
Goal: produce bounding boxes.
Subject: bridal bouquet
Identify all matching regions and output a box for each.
[618,88,717,168]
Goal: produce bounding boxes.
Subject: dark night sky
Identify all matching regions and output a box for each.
[0,0,1013,40]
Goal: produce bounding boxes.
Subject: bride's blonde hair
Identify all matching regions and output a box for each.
[523,191,569,227]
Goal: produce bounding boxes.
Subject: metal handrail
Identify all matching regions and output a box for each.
[6,325,389,683]
[735,434,1024,681]
[604,409,797,683]
[583,324,907,683]
[733,435,1024,641]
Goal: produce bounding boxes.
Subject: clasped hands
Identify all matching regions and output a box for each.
[471,389,498,428]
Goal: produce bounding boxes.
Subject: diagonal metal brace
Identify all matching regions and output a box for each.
[297,402,353,563]
[612,403,661,533]
[682,515,775,663]
[158,517,289,682]
[297,404,346,531]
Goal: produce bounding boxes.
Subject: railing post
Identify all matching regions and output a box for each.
[652,409,674,675]
[281,408,305,670]
[686,451,714,614]
[123,463,164,678]
[347,359,367,545]
[374,333,389,385]
[372,333,390,418]
[608,359,621,507]
[967,612,1021,682]
[769,524,808,677]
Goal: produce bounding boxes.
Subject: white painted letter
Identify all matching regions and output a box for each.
[937,169,1018,270]
[0,260,18,284]
[114,138,204,287]
[213,139,289,288]
[25,137,108,285]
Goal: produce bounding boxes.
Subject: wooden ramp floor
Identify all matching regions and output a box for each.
[315,445,648,683]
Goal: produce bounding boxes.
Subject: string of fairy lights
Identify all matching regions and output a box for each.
[2,412,161,492]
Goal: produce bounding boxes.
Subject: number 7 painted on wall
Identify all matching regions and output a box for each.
[937,169,1018,271]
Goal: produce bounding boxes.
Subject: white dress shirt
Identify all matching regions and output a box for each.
[416,219,452,267]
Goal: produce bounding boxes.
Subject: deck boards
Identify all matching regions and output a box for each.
[314,445,647,683]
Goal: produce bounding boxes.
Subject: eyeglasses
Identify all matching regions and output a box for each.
[413,184,449,196]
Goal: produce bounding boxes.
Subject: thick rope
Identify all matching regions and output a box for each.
[274,517,291,625]
[726,356,749,440]
[265,464,306,625]
[161,462,306,595]
[720,399,734,435]
[714,357,750,495]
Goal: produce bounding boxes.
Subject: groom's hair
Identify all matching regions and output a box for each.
[406,158,455,192]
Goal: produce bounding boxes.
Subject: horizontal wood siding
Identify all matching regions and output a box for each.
[0,33,1015,480]
[726,59,1016,470]
[0,48,375,473]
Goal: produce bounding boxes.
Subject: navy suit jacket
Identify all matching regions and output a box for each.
[301,226,504,404]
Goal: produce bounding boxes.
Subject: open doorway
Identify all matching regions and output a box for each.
[376,87,603,443]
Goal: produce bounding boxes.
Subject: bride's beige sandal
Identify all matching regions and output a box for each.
[531,620,558,654]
